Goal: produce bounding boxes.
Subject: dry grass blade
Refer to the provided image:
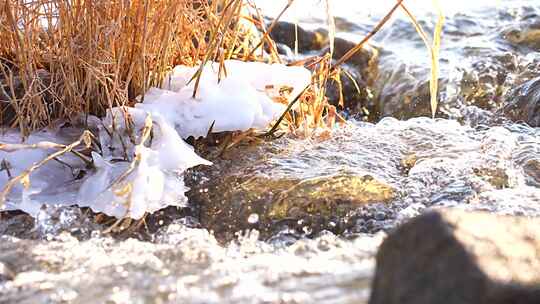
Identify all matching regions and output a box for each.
[0,141,66,152]
[0,130,94,208]
[400,2,445,117]
[325,0,335,58]
[431,4,445,118]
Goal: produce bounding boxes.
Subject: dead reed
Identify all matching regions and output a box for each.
[0,0,264,135]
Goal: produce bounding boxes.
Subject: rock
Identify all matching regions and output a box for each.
[190,171,395,242]
[269,21,326,52]
[325,65,373,118]
[369,209,540,304]
[0,261,15,281]
[502,22,540,50]
[268,22,379,117]
[187,135,399,241]
[268,174,395,218]
[500,76,540,127]
[328,37,379,85]
[523,159,540,186]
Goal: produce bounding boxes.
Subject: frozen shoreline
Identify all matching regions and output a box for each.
[0,60,311,219]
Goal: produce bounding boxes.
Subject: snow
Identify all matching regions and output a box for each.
[1,60,311,219]
[138,60,311,138]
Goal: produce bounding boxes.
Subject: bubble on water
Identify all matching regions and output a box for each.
[302,226,312,235]
[247,213,259,224]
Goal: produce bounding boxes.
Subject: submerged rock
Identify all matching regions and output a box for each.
[268,174,395,219]
[190,166,397,241]
[501,76,540,127]
[370,209,540,304]
[502,21,540,50]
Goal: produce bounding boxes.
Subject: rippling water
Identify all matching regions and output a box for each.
[1,1,540,303]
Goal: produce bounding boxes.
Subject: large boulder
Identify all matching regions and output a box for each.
[369,209,540,304]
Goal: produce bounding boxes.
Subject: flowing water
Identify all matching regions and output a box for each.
[1,1,540,303]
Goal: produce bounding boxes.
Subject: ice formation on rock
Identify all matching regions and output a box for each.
[1,110,211,219]
[76,108,211,218]
[1,60,311,219]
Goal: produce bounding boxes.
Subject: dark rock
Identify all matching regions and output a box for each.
[328,37,379,85]
[0,261,15,281]
[268,22,379,117]
[269,23,376,78]
[325,65,373,118]
[268,21,326,52]
[374,66,443,119]
[369,209,540,304]
[500,76,540,127]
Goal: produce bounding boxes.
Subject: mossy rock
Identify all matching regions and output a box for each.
[189,170,396,241]
[269,174,396,219]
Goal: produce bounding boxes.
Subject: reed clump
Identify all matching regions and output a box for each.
[0,0,266,135]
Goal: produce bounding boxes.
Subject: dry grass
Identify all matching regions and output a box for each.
[400,2,444,118]
[0,0,265,135]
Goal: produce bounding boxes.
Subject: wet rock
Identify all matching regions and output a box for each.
[502,22,540,50]
[319,37,379,86]
[325,65,373,118]
[501,76,540,127]
[0,261,15,281]
[453,52,518,110]
[523,159,540,186]
[269,21,326,52]
[374,66,443,119]
[269,23,379,74]
[369,209,540,304]
[187,130,402,241]
[268,174,395,218]
[268,22,379,117]
[191,171,395,242]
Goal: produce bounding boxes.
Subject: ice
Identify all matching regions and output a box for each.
[138,60,312,138]
[1,60,311,219]
[77,108,211,219]
[1,110,211,219]
[0,128,86,215]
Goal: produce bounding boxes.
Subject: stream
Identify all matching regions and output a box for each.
[1,1,539,303]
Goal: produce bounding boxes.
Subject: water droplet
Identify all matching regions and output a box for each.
[247,213,259,224]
